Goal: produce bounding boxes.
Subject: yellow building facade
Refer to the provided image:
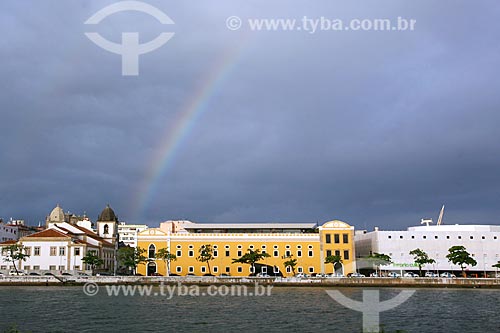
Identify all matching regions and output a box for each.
[137,220,355,277]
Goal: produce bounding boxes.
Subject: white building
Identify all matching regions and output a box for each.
[355,224,500,276]
[118,222,148,247]
[0,222,115,274]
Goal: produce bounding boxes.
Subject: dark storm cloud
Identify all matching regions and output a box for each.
[1,0,500,230]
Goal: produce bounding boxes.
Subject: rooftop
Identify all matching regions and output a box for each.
[407,224,500,232]
[0,240,17,245]
[184,222,317,230]
[24,228,70,238]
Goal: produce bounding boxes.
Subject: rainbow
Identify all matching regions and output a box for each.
[133,41,249,220]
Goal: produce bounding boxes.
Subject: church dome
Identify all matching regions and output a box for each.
[48,204,65,223]
[98,204,118,222]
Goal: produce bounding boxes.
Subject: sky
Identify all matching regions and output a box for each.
[1,0,500,230]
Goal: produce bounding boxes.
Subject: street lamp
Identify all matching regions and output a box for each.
[483,254,487,278]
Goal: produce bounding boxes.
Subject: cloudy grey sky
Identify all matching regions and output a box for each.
[1,0,500,230]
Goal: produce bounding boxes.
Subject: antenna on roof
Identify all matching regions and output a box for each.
[437,204,445,226]
[420,218,433,227]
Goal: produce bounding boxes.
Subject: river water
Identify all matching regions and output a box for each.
[1,286,499,332]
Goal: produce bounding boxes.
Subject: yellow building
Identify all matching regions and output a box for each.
[137,220,355,277]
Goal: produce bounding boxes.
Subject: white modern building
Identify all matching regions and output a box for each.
[117,222,148,247]
[355,224,500,276]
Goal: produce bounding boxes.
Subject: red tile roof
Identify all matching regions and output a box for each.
[20,225,114,249]
[0,240,17,245]
[24,228,70,238]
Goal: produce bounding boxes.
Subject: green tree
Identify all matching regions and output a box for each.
[117,246,148,275]
[282,254,298,276]
[325,255,343,274]
[196,244,215,275]
[446,245,477,277]
[492,261,500,278]
[368,252,392,276]
[156,248,177,277]
[2,244,30,274]
[409,248,436,277]
[232,249,271,275]
[82,251,104,276]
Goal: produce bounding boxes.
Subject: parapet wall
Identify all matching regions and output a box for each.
[1,275,500,288]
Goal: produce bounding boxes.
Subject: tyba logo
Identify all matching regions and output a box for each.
[326,289,415,332]
[84,1,175,76]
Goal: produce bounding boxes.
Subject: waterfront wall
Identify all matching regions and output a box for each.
[1,275,500,288]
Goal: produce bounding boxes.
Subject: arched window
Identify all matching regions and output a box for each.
[103,224,109,234]
[148,244,156,259]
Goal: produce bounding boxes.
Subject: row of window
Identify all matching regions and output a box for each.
[0,265,81,271]
[326,250,350,260]
[325,233,349,244]
[1,246,83,257]
[169,249,319,259]
[168,265,320,274]
[388,235,498,240]
[148,244,326,258]
[148,244,347,260]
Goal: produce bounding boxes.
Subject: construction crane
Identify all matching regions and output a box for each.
[437,204,445,226]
